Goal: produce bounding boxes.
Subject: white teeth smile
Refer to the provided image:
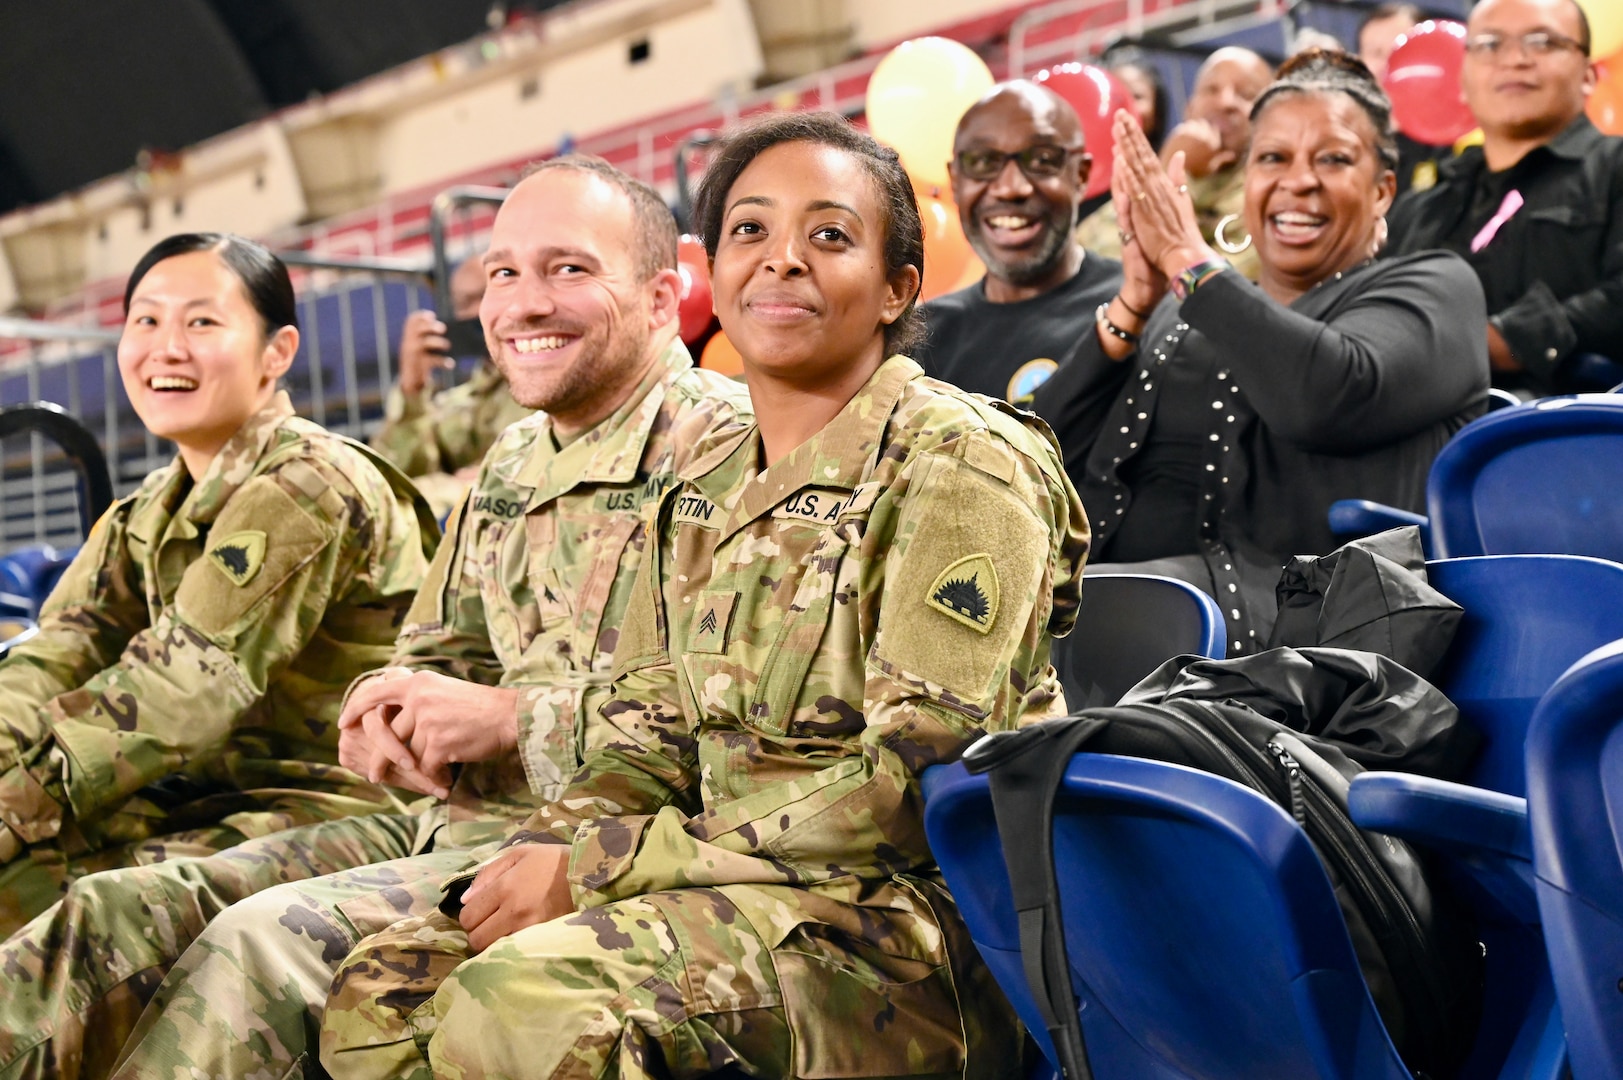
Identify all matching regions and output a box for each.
[149,376,198,390]
[512,336,571,354]
[1273,212,1326,227]
[986,215,1036,229]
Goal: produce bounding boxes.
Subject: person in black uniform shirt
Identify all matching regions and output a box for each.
[913,80,1122,405]
[1386,0,1623,395]
[1033,50,1488,653]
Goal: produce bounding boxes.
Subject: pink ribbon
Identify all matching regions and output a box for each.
[1471,189,1524,253]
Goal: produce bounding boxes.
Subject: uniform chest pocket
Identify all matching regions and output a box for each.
[523,511,644,669]
[474,516,542,664]
[731,500,873,739]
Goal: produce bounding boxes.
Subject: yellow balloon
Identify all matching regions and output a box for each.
[866,37,994,189]
[1578,0,1623,59]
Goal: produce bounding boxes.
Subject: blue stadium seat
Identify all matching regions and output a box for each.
[1054,573,1226,710]
[1347,555,1623,1078]
[1329,395,1623,562]
[928,554,1623,1079]
[0,544,79,619]
[1525,638,1623,1080]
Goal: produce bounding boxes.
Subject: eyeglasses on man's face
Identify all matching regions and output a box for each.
[1464,29,1588,60]
[954,145,1083,182]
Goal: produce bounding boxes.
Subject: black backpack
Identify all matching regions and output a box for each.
[964,648,1484,1080]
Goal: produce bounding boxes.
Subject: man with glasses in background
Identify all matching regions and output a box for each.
[913,80,1123,404]
[1386,0,1623,396]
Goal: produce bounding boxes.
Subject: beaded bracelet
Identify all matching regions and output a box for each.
[1095,301,1139,344]
[1171,258,1227,302]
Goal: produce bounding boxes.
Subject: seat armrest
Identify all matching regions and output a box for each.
[1348,772,1530,862]
[1328,499,1428,538]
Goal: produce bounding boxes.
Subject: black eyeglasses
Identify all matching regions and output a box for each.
[1464,30,1588,59]
[953,145,1083,182]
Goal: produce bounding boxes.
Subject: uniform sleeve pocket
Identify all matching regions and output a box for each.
[871,447,1048,716]
[175,477,336,638]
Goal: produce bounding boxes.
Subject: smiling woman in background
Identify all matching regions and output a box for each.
[0,232,436,934]
[1035,51,1489,654]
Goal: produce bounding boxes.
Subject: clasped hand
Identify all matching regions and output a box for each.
[337,668,520,799]
[1111,109,1224,303]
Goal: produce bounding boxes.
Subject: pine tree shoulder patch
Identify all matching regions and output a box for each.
[926,553,999,634]
[208,530,267,587]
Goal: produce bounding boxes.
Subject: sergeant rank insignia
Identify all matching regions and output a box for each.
[926,553,998,633]
[208,530,267,587]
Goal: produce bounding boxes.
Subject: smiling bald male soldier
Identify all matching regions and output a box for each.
[0,155,749,1080]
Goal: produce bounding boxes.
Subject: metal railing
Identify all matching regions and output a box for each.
[0,321,123,552]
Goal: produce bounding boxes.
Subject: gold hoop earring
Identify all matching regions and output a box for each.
[1215,213,1252,255]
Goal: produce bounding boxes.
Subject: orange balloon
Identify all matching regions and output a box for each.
[918,191,974,301]
[1589,50,1623,135]
[700,330,745,377]
[950,251,986,293]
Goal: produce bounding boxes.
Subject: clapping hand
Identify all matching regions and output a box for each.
[1112,110,1220,281]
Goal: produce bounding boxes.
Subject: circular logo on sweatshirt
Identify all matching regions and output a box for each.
[1007,358,1058,404]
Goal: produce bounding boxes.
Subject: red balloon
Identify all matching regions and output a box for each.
[1032,64,1136,200]
[676,234,713,345]
[1383,21,1475,147]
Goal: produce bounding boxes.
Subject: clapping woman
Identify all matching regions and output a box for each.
[1035,50,1488,653]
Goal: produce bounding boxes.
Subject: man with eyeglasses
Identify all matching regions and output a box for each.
[1386,0,1623,396]
[913,80,1124,406]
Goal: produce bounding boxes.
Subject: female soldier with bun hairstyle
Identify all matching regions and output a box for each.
[0,232,436,933]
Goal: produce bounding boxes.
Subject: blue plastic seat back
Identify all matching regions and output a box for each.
[924,757,1410,1080]
[1055,574,1226,711]
[0,554,33,619]
[1427,555,1623,797]
[1526,639,1623,1080]
[0,544,79,620]
[1428,396,1623,562]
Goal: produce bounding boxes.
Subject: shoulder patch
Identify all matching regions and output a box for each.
[672,493,721,530]
[927,553,999,634]
[207,530,267,587]
[772,487,847,525]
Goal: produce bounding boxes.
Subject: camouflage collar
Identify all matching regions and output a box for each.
[688,354,920,542]
[126,390,297,544]
[504,338,693,507]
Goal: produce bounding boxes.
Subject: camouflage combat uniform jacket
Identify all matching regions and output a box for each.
[365,341,752,852]
[370,359,534,518]
[0,391,436,865]
[508,354,1090,1075]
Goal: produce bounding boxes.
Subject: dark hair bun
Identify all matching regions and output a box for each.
[1274,47,1380,86]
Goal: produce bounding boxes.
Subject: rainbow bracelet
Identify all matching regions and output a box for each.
[1172,258,1227,302]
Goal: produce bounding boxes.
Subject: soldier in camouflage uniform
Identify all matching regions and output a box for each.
[0,159,748,1080]
[370,255,535,518]
[314,114,1090,1079]
[0,233,437,939]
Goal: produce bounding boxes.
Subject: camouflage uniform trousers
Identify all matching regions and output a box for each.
[103,843,493,1080]
[0,790,406,940]
[0,810,422,1080]
[319,885,988,1080]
